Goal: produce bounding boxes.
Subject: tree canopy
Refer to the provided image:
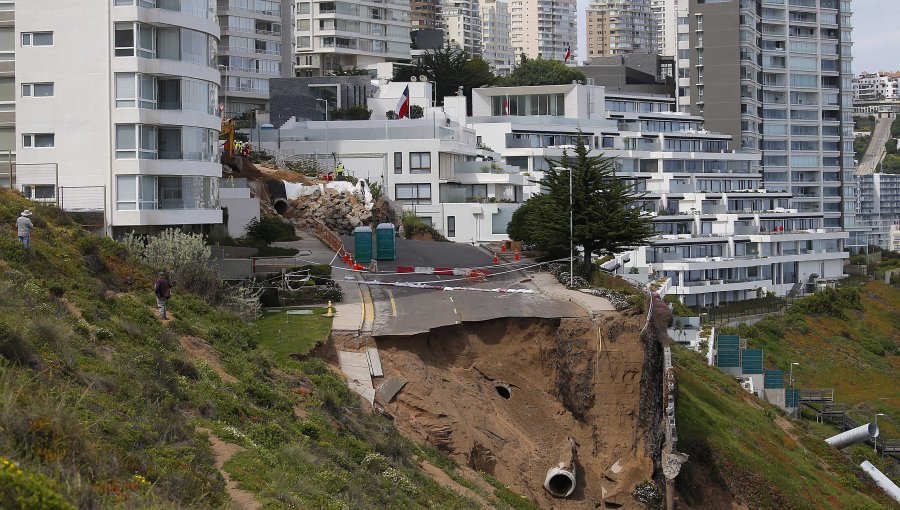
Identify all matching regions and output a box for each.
[393,46,496,113]
[500,57,587,87]
[508,135,655,276]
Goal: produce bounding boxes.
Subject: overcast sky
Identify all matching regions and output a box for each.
[574,0,897,73]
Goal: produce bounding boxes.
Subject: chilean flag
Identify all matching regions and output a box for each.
[395,85,410,119]
[564,44,572,62]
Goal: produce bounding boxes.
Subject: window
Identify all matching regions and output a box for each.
[114,23,156,58]
[22,133,54,148]
[409,152,431,173]
[115,73,157,109]
[21,185,56,201]
[21,83,54,97]
[394,152,402,173]
[115,124,158,159]
[395,183,431,204]
[21,32,53,46]
[447,216,455,237]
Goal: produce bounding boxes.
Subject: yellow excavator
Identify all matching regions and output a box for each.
[221,118,235,159]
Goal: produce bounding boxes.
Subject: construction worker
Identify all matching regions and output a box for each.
[336,161,346,181]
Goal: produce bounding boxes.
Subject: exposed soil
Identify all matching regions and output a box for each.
[178,335,238,384]
[198,428,261,510]
[374,314,655,509]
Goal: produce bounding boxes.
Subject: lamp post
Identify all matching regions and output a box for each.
[316,98,329,169]
[217,64,228,119]
[569,166,574,288]
[789,362,800,415]
[874,413,885,453]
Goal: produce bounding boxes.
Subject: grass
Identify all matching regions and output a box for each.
[254,307,332,360]
[674,346,898,510]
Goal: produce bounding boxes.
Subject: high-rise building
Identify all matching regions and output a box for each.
[679,0,856,231]
[411,0,442,30]
[0,0,13,188]
[651,0,684,59]
[444,0,483,55]
[509,0,577,61]
[294,0,412,76]
[480,0,514,75]
[585,0,656,59]
[857,173,900,251]
[217,0,294,118]
[852,71,900,102]
[15,0,223,234]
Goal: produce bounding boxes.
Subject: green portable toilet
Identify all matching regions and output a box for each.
[353,226,373,264]
[375,223,396,261]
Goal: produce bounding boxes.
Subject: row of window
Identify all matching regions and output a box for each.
[392,151,432,173]
[116,175,219,210]
[115,124,218,162]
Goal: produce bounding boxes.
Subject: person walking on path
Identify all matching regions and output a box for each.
[154,271,172,320]
[336,161,346,181]
[16,210,34,249]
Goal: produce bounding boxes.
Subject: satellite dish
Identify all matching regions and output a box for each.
[419,75,429,82]
[410,76,418,82]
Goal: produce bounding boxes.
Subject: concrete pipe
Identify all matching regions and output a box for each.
[273,198,289,215]
[860,461,900,505]
[544,437,578,498]
[825,422,879,449]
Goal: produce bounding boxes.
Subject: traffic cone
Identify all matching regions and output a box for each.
[515,249,520,261]
[343,254,350,264]
[500,243,507,253]
[493,253,499,264]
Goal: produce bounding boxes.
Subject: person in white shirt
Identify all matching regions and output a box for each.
[16,210,34,249]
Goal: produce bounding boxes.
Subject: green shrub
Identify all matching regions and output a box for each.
[400,211,446,241]
[244,217,299,245]
[664,295,696,317]
[0,457,75,510]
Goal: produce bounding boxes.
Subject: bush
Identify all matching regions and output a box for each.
[0,457,75,510]
[409,105,424,119]
[329,105,372,120]
[123,229,210,273]
[400,211,446,241]
[244,217,298,245]
[664,295,696,317]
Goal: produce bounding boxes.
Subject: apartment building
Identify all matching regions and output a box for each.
[679,0,857,235]
[217,0,294,118]
[444,0,483,55]
[852,71,900,102]
[468,84,848,305]
[411,0,442,30]
[294,0,412,76]
[0,1,12,188]
[651,0,684,59]
[585,0,656,59]
[509,0,577,61]
[15,0,222,234]
[480,0,515,75]
[857,173,900,251]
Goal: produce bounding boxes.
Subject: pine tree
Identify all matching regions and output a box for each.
[509,133,654,276]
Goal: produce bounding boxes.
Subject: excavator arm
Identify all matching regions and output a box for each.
[221,119,235,159]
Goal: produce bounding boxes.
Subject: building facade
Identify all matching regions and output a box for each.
[15,0,222,234]
[852,71,900,102]
[411,0,442,31]
[217,0,294,118]
[651,0,684,59]
[444,0,483,56]
[679,0,856,233]
[480,0,515,76]
[294,0,412,77]
[585,0,656,59]
[0,0,13,188]
[857,172,900,251]
[468,84,848,305]
[509,0,577,61]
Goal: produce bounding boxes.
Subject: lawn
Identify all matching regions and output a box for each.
[255,307,333,359]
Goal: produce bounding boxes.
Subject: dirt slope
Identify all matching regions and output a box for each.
[375,314,654,509]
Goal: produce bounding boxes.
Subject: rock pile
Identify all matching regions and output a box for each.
[284,188,373,235]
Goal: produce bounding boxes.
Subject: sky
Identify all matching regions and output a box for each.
[573,0,898,72]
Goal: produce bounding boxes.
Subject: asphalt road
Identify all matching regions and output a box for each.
[858,114,894,174]
[344,238,584,335]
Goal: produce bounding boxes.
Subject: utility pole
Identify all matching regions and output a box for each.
[569,167,574,287]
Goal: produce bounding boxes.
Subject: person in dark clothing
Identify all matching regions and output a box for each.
[154,271,172,320]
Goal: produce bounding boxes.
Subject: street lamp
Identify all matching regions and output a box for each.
[316,98,329,170]
[217,64,228,119]
[569,166,573,287]
[874,413,886,453]
[789,362,800,415]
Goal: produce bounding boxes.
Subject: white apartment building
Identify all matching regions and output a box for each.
[444,0,483,56]
[852,71,900,103]
[679,0,858,237]
[0,0,13,188]
[15,0,222,235]
[294,0,411,76]
[585,0,656,59]
[217,0,294,118]
[857,172,900,251]
[650,0,683,59]
[480,0,515,76]
[468,84,848,305]
[509,0,577,61]
[257,86,525,242]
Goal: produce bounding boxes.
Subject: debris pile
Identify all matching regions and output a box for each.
[285,187,373,235]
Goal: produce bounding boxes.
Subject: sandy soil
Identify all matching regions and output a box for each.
[198,428,261,510]
[178,335,238,384]
[374,314,654,509]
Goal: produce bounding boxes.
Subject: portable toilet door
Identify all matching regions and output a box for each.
[375,223,396,261]
[353,226,373,264]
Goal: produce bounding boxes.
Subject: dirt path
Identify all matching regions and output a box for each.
[420,460,494,508]
[199,428,261,510]
[178,335,238,384]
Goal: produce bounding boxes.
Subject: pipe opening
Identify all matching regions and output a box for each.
[273,199,289,215]
[495,385,511,399]
[547,472,575,498]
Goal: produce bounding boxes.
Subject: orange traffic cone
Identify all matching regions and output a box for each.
[343,254,350,264]
[514,249,520,261]
[493,253,499,264]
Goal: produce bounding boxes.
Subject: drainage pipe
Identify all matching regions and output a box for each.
[860,461,900,505]
[825,422,879,449]
[544,437,578,498]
